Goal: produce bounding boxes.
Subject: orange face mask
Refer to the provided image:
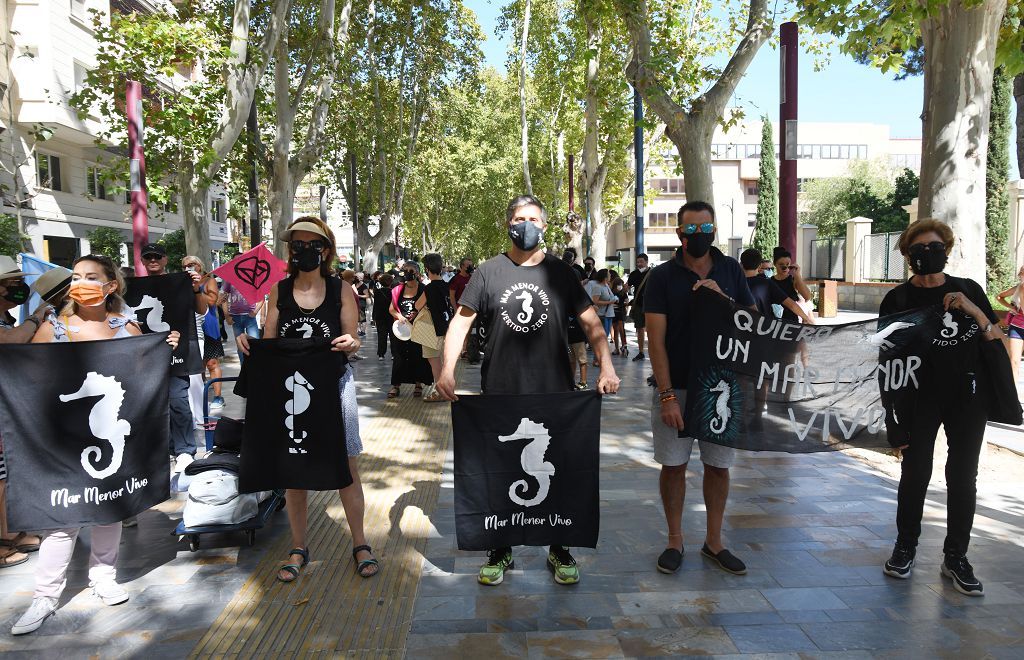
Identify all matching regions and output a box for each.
[68,280,109,307]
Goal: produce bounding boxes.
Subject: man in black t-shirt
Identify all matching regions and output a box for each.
[645,201,755,578]
[739,248,814,323]
[626,253,652,361]
[437,194,619,588]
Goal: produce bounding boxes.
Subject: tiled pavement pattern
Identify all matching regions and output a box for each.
[0,331,1022,657]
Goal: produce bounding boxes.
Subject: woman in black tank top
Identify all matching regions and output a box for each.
[387,262,434,397]
[236,217,379,581]
[772,247,813,322]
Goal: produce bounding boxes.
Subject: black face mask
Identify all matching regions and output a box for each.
[684,232,714,259]
[291,247,322,273]
[908,242,947,275]
[465,266,475,274]
[509,222,542,251]
[2,281,29,305]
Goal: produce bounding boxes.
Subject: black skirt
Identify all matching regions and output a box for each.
[391,336,434,385]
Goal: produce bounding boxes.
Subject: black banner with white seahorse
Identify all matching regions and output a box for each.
[234,338,352,493]
[452,391,601,551]
[125,273,203,376]
[684,288,948,453]
[0,334,171,529]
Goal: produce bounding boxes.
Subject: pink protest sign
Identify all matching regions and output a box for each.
[211,242,288,305]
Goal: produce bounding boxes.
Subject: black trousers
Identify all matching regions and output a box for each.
[375,317,393,358]
[896,392,987,556]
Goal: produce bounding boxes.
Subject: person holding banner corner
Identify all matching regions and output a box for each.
[0,258,54,570]
[646,201,755,577]
[140,242,209,475]
[13,255,179,636]
[879,219,1003,597]
[236,217,378,581]
[436,194,620,586]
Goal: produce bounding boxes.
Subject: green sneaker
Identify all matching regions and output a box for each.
[547,546,580,585]
[478,548,514,585]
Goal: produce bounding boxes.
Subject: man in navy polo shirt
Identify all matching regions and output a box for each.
[645,200,754,577]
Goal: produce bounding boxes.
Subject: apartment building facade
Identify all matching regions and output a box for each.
[0,0,230,268]
[607,119,923,268]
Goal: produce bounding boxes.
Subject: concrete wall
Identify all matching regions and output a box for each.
[807,280,898,313]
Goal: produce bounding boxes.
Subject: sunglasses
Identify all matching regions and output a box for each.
[909,241,945,253]
[682,222,715,235]
[142,254,164,261]
[290,239,326,252]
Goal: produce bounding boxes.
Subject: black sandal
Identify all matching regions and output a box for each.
[352,544,379,578]
[657,547,683,574]
[277,547,309,583]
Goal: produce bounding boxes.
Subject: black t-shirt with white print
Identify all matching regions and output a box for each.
[459,252,592,395]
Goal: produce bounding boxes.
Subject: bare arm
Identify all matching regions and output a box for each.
[0,306,48,344]
[436,305,478,400]
[646,311,683,430]
[578,306,619,393]
[996,285,1018,311]
[238,285,279,355]
[793,269,813,301]
[783,298,815,325]
[331,283,361,353]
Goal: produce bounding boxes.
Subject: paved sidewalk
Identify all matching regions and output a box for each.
[406,347,1024,658]
[0,331,1022,658]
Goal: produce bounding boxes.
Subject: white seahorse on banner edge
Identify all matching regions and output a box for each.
[709,380,731,434]
[59,372,131,480]
[498,418,555,507]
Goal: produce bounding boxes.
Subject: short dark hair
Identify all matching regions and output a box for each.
[772,246,792,263]
[740,248,763,270]
[595,268,610,282]
[584,256,595,264]
[677,200,716,225]
[423,253,444,275]
[636,253,648,261]
[505,194,548,223]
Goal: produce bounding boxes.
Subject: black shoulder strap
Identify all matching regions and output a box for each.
[276,278,294,309]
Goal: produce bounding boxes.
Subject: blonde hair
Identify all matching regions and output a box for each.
[59,254,127,318]
[182,255,205,272]
[898,218,955,257]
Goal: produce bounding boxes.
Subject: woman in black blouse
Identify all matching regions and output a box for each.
[878,219,1003,597]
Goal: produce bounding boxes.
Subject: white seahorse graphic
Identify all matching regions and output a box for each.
[709,380,731,434]
[515,291,534,324]
[941,312,959,338]
[296,323,314,339]
[285,371,314,454]
[59,372,131,480]
[128,294,170,332]
[498,418,555,507]
[863,321,916,351]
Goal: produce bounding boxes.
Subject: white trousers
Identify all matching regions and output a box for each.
[34,524,122,599]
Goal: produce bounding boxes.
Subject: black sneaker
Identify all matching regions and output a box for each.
[883,542,915,579]
[941,553,984,596]
[632,352,645,362]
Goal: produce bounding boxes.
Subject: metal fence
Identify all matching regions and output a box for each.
[809,237,845,280]
[864,231,904,281]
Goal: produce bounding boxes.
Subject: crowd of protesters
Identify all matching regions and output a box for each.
[0,193,1008,636]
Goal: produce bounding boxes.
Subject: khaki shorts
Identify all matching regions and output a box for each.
[651,388,735,468]
[569,342,587,364]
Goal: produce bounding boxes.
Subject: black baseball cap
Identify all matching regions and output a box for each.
[141,243,167,258]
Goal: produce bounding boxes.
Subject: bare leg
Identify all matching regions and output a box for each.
[659,464,687,551]
[279,489,309,580]
[1006,337,1023,383]
[338,458,377,576]
[0,481,37,553]
[580,360,587,384]
[703,465,730,553]
[638,327,646,354]
[427,356,442,382]
[207,359,222,397]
